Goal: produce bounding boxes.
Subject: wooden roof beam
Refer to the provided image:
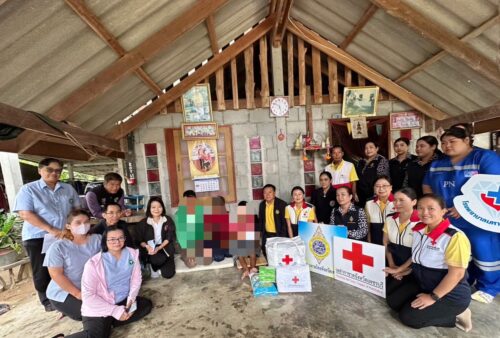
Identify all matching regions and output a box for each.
[0,102,122,152]
[287,18,450,120]
[46,0,229,122]
[65,0,162,96]
[205,15,219,54]
[107,16,275,140]
[370,0,500,87]
[339,4,377,49]
[435,103,500,131]
[396,14,500,83]
[272,0,293,47]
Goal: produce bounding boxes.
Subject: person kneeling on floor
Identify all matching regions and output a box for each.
[386,194,472,332]
[136,196,176,279]
[56,226,152,338]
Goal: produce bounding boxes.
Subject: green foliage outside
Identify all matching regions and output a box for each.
[0,211,23,254]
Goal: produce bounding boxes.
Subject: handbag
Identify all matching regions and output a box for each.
[265,236,306,267]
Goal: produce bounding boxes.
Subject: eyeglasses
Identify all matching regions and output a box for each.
[44,167,63,174]
[374,185,391,189]
[107,237,126,243]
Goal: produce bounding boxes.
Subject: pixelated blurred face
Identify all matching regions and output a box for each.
[415,140,435,158]
[263,187,275,203]
[104,180,121,194]
[364,142,378,159]
[104,205,121,225]
[292,189,304,205]
[332,147,344,163]
[394,141,408,156]
[336,188,352,207]
[150,201,163,218]
[393,192,416,213]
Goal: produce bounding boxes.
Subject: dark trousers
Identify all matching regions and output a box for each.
[291,224,298,237]
[370,223,384,245]
[386,277,468,329]
[66,296,152,338]
[149,249,176,279]
[23,238,51,307]
[261,231,277,258]
[50,294,82,321]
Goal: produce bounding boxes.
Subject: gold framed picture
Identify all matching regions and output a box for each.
[181,84,213,123]
[342,86,379,117]
[181,122,219,140]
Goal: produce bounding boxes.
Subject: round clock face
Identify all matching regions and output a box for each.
[270,97,289,117]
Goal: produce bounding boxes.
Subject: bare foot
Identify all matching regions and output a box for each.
[456,308,472,332]
[241,270,250,280]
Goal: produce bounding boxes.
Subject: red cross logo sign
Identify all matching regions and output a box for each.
[282,255,294,265]
[342,242,374,273]
[292,276,300,284]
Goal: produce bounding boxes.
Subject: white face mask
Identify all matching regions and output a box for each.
[71,223,91,235]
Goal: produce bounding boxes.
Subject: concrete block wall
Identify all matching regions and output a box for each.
[133,100,418,212]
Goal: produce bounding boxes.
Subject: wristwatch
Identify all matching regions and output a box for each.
[430,292,441,302]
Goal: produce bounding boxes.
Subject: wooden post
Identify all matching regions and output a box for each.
[216,67,225,110]
[297,37,307,105]
[327,57,338,103]
[306,85,313,135]
[312,47,322,104]
[345,68,352,87]
[259,36,270,107]
[244,45,255,109]
[230,58,239,110]
[358,74,366,86]
[287,33,294,107]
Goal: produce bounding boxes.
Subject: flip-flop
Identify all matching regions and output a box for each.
[471,291,494,304]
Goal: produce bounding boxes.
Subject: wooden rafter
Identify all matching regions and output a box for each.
[435,103,500,131]
[215,68,225,110]
[287,18,450,120]
[396,14,500,83]
[244,45,255,109]
[46,0,228,122]
[272,0,293,47]
[287,33,294,107]
[327,57,338,103]
[230,58,239,110]
[339,4,377,49]
[107,16,275,140]
[259,36,270,107]
[371,0,500,87]
[312,47,322,104]
[64,0,162,96]
[205,15,219,54]
[297,37,307,105]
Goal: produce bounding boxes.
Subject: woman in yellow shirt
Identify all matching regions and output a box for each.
[284,186,317,238]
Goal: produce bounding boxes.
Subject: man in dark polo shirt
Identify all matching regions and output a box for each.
[85,172,131,219]
[258,184,287,257]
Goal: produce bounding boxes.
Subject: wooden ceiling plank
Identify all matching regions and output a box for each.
[244,45,255,109]
[297,37,307,105]
[48,0,229,121]
[396,14,500,83]
[287,18,450,120]
[215,67,226,110]
[206,15,219,55]
[370,0,500,87]
[0,102,121,152]
[339,4,377,49]
[435,103,500,130]
[259,36,270,107]
[65,0,162,95]
[107,16,275,140]
[312,47,322,104]
[327,57,338,103]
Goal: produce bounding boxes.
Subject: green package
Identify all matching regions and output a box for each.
[259,266,276,283]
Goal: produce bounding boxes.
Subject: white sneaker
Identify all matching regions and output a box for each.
[150,265,161,279]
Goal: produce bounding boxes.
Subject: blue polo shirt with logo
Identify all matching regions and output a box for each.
[14,178,81,241]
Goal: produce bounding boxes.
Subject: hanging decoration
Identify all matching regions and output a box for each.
[350,117,368,139]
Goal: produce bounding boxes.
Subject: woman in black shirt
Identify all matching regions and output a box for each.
[356,141,390,207]
[310,171,336,224]
[389,137,417,191]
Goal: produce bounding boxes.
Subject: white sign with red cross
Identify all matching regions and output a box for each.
[333,237,386,298]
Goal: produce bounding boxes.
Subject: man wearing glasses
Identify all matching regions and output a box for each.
[14,158,80,312]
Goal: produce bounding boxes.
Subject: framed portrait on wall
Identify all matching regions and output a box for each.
[181,84,213,123]
[342,86,379,117]
[187,139,220,179]
[181,122,219,140]
[390,111,421,130]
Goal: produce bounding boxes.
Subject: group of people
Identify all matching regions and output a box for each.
[10,121,499,335]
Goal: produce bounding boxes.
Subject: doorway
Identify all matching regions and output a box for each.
[328,117,389,164]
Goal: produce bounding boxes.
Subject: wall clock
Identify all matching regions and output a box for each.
[269,96,289,117]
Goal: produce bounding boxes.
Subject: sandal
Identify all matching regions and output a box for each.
[471,290,494,304]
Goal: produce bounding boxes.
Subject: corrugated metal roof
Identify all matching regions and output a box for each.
[292,0,500,117]
[0,0,498,141]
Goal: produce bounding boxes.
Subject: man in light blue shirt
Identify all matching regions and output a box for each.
[14,158,80,312]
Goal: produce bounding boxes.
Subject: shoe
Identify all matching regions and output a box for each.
[150,265,160,279]
[456,308,472,332]
[471,290,494,304]
[44,303,56,312]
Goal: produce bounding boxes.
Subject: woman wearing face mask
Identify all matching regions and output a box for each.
[43,210,101,320]
[136,197,176,279]
[389,138,417,192]
[285,186,317,238]
[423,127,500,304]
[404,136,442,198]
[356,141,390,207]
